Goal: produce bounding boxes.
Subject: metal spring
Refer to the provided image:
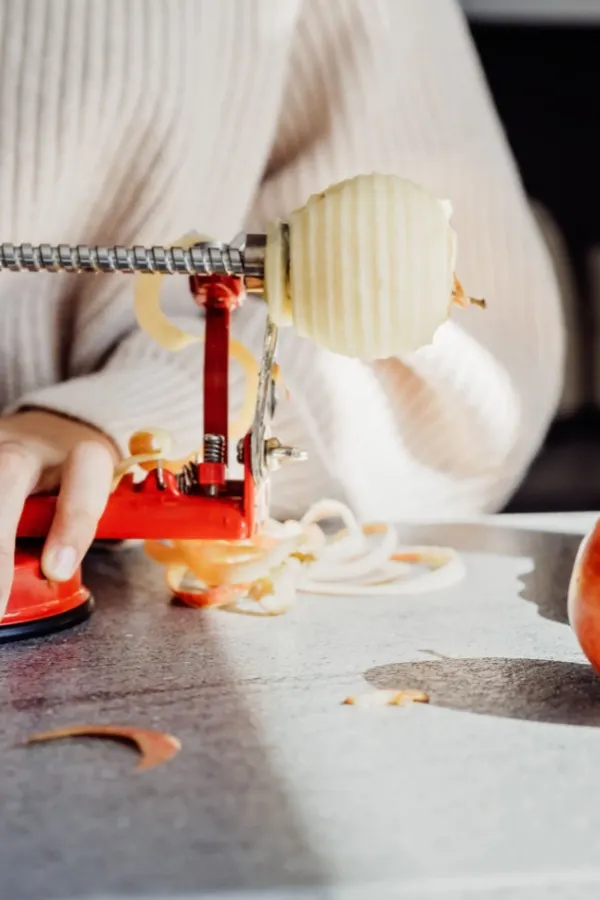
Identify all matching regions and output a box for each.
[203,434,225,464]
[177,435,225,493]
[0,241,247,276]
[177,462,200,494]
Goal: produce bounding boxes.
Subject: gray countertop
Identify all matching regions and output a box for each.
[2,520,600,900]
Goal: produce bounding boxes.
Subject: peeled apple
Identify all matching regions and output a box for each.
[568,522,600,671]
[264,173,461,360]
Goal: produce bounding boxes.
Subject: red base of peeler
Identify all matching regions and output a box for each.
[0,545,93,643]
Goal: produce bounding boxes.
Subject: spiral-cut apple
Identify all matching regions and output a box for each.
[568,521,600,671]
[264,173,483,360]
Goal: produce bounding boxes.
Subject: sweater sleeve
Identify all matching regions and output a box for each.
[246,0,565,519]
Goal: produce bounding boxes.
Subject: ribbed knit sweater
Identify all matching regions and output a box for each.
[0,0,564,520]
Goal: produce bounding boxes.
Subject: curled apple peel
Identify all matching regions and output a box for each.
[26,724,180,771]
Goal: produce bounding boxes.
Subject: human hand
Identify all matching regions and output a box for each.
[0,410,118,617]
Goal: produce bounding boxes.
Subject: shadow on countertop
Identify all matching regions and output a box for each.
[366,657,600,727]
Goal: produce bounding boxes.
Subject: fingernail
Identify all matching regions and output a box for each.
[44,545,77,581]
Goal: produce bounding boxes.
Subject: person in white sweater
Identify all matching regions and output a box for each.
[0,0,564,614]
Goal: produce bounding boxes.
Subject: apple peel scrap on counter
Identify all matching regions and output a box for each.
[343,690,430,708]
[123,173,479,614]
[26,724,180,772]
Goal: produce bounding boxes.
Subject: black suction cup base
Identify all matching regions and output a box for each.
[0,595,94,644]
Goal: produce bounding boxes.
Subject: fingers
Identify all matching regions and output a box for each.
[42,441,114,583]
[0,442,42,617]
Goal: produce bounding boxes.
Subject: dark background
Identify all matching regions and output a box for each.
[466,15,600,512]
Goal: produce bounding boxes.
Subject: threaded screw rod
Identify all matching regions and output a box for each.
[0,240,262,277]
